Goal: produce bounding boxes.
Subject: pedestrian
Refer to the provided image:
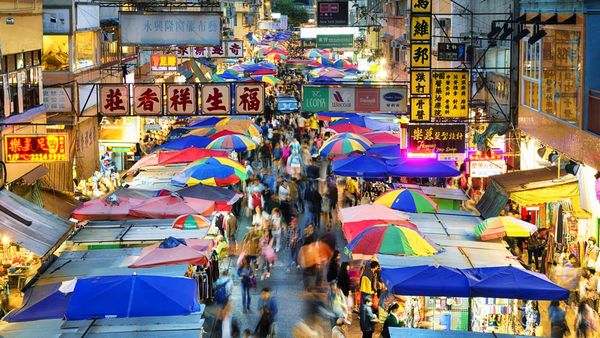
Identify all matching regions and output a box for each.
[548,300,569,338]
[381,302,403,338]
[360,261,380,304]
[337,262,352,310]
[331,317,347,338]
[255,287,278,338]
[259,229,275,280]
[214,301,241,338]
[311,186,322,229]
[359,296,379,338]
[524,300,540,336]
[226,211,238,249]
[575,300,596,337]
[270,208,284,253]
[238,257,254,313]
[327,250,341,295]
[345,177,359,207]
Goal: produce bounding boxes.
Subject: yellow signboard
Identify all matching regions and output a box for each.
[410,16,431,41]
[410,43,431,68]
[411,0,432,13]
[410,97,431,122]
[432,71,469,118]
[411,70,430,95]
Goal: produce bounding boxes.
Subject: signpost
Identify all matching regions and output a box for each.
[316,34,353,48]
[302,85,408,113]
[4,134,69,163]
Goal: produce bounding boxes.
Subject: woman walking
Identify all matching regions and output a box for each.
[238,257,254,313]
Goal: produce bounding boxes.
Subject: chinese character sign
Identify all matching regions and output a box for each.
[410,43,431,68]
[133,85,163,115]
[167,85,197,115]
[235,84,264,114]
[411,0,431,13]
[410,16,431,41]
[226,41,244,58]
[411,70,430,95]
[431,71,469,118]
[150,54,177,71]
[99,85,129,116]
[407,124,466,155]
[410,97,431,122]
[177,41,244,59]
[4,134,69,163]
[201,84,231,115]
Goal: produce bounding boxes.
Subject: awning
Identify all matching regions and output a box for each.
[0,105,47,126]
[6,163,44,184]
[476,166,588,218]
[0,189,73,257]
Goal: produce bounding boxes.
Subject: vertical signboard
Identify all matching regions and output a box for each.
[201,84,231,115]
[431,71,469,118]
[99,84,129,116]
[234,83,265,114]
[410,97,431,122]
[409,0,432,122]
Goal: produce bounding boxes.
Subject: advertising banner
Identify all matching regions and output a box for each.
[316,34,353,48]
[44,87,73,113]
[4,134,69,163]
[302,85,408,113]
[431,71,469,118]
[407,124,466,155]
[150,54,177,71]
[120,12,221,46]
[317,1,349,26]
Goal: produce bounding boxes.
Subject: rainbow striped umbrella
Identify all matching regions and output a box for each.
[172,157,248,187]
[473,216,538,241]
[206,134,257,152]
[328,132,373,146]
[346,224,441,256]
[375,189,439,213]
[319,137,370,156]
[172,214,210,230]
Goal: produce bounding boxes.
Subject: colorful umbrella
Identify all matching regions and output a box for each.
[155,135,213,150]
[374,189,439,213]
[319,137,370,156]
[128,238,214,268]
[339,204,411,240]
[172,157,248,187]
[207,134,257,152]
[128,195,215,218]
[251,75,281,85]
[127,148,228,174]
[297,241,334,268]
[386,158,460,177]
[473,216,538,241]
[343,219,416,243]
[189,117,223,127]
[328,132,372,145]
[332,154,388,178]
[363,131,402,145]
[330,117,395,132]
[71,196,144,221]
[249,68,277,75]
[207,129,240,140]
[266,53,287,62]
[172,214,210,230]
[329,123,373,134]
[346,224,441,256]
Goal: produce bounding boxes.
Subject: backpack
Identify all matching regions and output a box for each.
[214,280,230,306]
[214,213,225,233]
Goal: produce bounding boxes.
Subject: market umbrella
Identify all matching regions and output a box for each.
[339,204,411,241]
[346,224,441,256]
[363,131,402,145]
[128,195,215,218]
[381,265,472,297]
[71,196,144,221]
[374,189,439,213]
[249,68,277,75]
[216,119,262,137]
[386,158,460,177]
[172,214,210,230]
[266,53,287,62]
[172,157,248,187]
[328,132,372,145]
[154,135,213,151]
[319,137,370,156]
[332,154,388,178]
[330,117,395,132]
[329,123,373,134]
[297,240,334,268]
[189,116,223,127]
[473,216,538,240]
[251,75,281,85]
[127,148,228,175]
[318,67,345,78]
[343,219,416,243]
[128,237,213,268]
[367,145,403,159]
[207,129,240,140]
[177,183,240,203]
[207,134,257,152]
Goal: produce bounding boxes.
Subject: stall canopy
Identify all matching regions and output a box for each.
[476,166,587,218]
[0,190,73,257]
[381,265,471,297]
[128,237,213,268]
[386,158,460,178]
[176,184,240,203]
[4,282,73,322]
[332,154,388,178]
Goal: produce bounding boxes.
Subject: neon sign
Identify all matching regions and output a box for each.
[4,134,68,163]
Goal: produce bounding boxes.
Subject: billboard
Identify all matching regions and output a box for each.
[407,124,466,156]
[316,34,353,48]
[4,134,68,163]
[438,43,466,61]
[120,12,221,46]
[176,41,244,59]
[150,54,177,71]
[302,85,408,113]
[317,1,349,26]
[431,71,469,118]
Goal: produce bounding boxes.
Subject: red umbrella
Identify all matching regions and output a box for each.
[71,196,144,221]
[363,131,402,145]
[129,195,215,219]
[208,129,241,140]
[127,148,227,174]
[330,124,373,134]
[128,238,214,268]
[250,68,277,75]
[339,204,411,241]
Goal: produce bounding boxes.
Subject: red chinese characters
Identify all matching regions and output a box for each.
[133,85,163,115]
[4,134,68,163]
[201,84,231,115]
[227,41,243,58]
[99,85,129,116]
[167,85,196,115]
[235,84,264,114]
[209,45,225,57]
[193,47,208,57]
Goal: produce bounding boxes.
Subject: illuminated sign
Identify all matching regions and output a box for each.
[302,85,408,113]
[317,1,349,26]
[407,124,466,155]
[431,71,469,118]
[4,134,68,163]
[150,54,177,71]
[411,70,430,96]
[410,97,431,122]
[438,43,466,61]
[468,150,507,177]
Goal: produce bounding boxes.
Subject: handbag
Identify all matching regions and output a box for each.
[372,293,379,310]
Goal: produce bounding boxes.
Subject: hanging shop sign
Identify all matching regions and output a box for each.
[410,16,431,41]
[99,117,140,143]
[407,124,466,155]
[410,70,431,96]
[4,134,69,163]
[234,83,265,115]
[431,71,469,118]
[176,41,244,59]
[119,12,221,46]
[317,1,349,26]
[99,84,130,116]
[409,0,432,123]
[167,84,197,115]
[150,54,177,71]
[43,87,73,113]
[411,0,432,13]
[410,43,431,68]
[201,84,231,115]
[410,97,431,122]
[437,43,466,61]
[316,34,353,48]
[133,85,163,116]
[467,150,507,177]
[302,85,408,113]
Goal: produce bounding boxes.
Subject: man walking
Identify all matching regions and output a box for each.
[360,296,379,338]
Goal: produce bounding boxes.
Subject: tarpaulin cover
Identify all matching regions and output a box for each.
[4,283,72,322]
[386,158,460,178]
[128,195,215,218]
[65,275,201,320]
[381,265,471,297]
[71,196,144,221]
[128,237,211,268]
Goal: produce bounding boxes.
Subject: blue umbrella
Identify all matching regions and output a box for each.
[381,266,472,297]
[386,158,460,177]
[310,76,337,84]
[367,145,403,159]
[166,127,192,141]
[219,71,241,80]
[155,135,213,151]
[332,154,388,178]
[189,117,223,128]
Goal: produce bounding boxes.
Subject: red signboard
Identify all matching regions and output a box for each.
[355,88,380,111]
[166,85,197,115]
[234,84,265,114]
[99,85,130,116]
[4,134,69,162]
[133,85,163,115]
[201,84,231,115]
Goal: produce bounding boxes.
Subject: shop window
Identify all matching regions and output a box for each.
[8,73,18,114]
[23,68,40,110]
[6,55,16,72]
[0,76,4,116]
[521,38,541,110]
[75,31,99,70]
[43,35,70,71]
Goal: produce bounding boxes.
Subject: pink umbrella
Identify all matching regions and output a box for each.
[128,238,214,268]
[363,131,402,145]
[339,204,410,230]
[318,68,345,78]
[330,124,373,134]
[71,196,144,221]
[129,195,215,219]
[127,148,228,175]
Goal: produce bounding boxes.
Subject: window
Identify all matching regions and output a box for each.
[75,31,98,70]
[395,47,400,62]
[43,35,70,71]
[521,38,541,110]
